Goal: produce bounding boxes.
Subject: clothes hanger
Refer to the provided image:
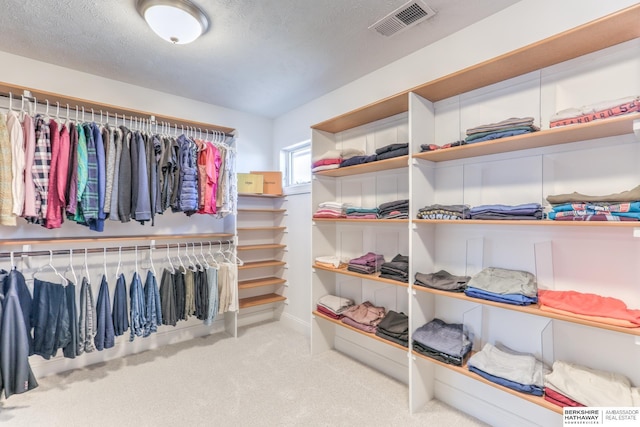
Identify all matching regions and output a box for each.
[184,242,197,272]
[115,246,122,280]
[135,245,139,276]
[216,241,232,263]
[199,242,210,270]
[191,243,204,271]
[165,243,176,274]
[206,241,219,268]
[34,250,67,286]
[225,241,244,266]
[63,249,79,285]
[9,251,15,270]
[84,248,90,283]
[175,243,187,274]
[8,91,13,112]
[149,245,157,277]
[103,247,108,279]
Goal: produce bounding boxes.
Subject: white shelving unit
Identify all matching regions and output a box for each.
[237,194,288,325]
[310,5,640,426]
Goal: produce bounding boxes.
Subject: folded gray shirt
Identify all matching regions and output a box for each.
[468,267,537,297]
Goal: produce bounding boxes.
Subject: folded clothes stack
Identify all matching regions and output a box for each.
[314,255,349,270]
[375,143,409,161]
[375,311,409,347]
[465,117,539,144]
[316,294,354,320]
[340,301,386,333]
[340,154,377,168]
[416,204,470,220]
[378,199,409,219]
[312,148,365,173]
[347,252,385,275]
[470,203,544,220]
[464,267,538,306]
[547,185,640,222]
[544,360,640,407]
[379,254,409,283]
[420,141,465,152]
[313,201,351,219]
[345,207,379,220]
[538,289,640,328]
[550,95,639,128]
[414,270,470,293]
[412,318,472,366]
[467,343,550,396]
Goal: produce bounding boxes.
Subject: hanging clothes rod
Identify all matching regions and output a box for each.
[0,240,234,259]
[0,81,236,137]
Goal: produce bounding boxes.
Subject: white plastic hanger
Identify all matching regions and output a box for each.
[199,242,210,270]
[165,244,176,274]
[103,247,108,279]
[176,243,187,274]
[184,243,198,272]
[115,246,122,280]
[63,249,78,285]
[149,245,157,277]
[34,250,67,286]
[83,248,90,284]
[225,241,244,266]
[206,242,219,268]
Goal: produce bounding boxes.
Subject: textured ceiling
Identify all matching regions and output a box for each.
[0,0,519,118]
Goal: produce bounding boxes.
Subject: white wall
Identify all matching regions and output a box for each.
[272,0,640,333]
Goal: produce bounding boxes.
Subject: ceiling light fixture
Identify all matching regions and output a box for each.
[136,0,210,45]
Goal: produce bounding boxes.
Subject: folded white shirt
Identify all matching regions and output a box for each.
[544,360,638,407]
[317,294,354,313]
[312,148,366,163]
[551,95,639,121]
[468,343,549,387]
[318,201,351,209]
[315,255,349,268]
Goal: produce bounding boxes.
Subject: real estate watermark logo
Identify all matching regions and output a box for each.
[563,408,639,426]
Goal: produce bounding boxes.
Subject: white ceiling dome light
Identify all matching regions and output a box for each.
[136,0,210,45]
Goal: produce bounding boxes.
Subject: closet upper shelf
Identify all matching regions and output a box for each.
[313,155,409,177]
[311,4,640,134]
[0,233,234,247]
[238,193,285,198]
[413,114,640,162]
[0,81,235,134]
[413,218,640,228]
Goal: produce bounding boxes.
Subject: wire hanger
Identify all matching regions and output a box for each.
[103,247,108,278]
[84,248,90,284]
[165,243,176,274]
[115,246,122,279]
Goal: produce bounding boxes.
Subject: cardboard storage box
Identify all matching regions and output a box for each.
[251,171,283,195]
[237,173,264,194]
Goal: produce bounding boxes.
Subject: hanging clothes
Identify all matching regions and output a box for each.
[7,111,25,219]
[109,127,122,220]
[112,273,129,336]
[129,272,146,342]
[65,122,79,218]
[62,282,78,359]
[77,276,96,354]
[0,269,38,398]
[174,268,186,321]
[143,270,162,337]
[160,268,177,327]
[117,126,132,222]
[0,113,15,226]
[22,114,37,218]
[204,266,219,325]
[90,122,106,232]
[74,124,88,224]
[29,115,51,226]
[32,278,70,359]
[94,275,115,351]
[184,267,195,318]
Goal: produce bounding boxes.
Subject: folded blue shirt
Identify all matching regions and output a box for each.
[464,286,537,305]
[465,128,533,144]
[468,365,544,396]
[470,203,542,216]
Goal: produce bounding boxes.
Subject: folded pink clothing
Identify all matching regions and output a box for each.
[312,158,342,168]
[313,209,345,219]
[316,305,343,319]
[342,301,386,326]
[538,289,640,326]
[341,316,377,333]
[346,214,377,219]
[539,305,640,328]
[544,388,585,407]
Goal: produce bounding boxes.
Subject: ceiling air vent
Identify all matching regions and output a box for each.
[369,0,436,37]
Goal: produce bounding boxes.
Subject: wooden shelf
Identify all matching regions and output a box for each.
[311,5,640,134]
[412,113,640,162]
[238,277,287,290]
[239,293,286,309]
[0,233,235,246]
[313,155,409,177]
[413,285,640,337]
[412,350,562,414]
[238,260,286,270]
[313,310,408,352]
[313,218,408,224]
[236,226,286,231]
[238,193,285,198]
[413,218,640,228]
[237,244,286,251]
[313,263,408,287]
[237,209,287,213]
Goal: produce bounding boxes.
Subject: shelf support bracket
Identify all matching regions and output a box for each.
[634,119,640,141]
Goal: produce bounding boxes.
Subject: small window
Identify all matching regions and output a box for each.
[282,141,311,188]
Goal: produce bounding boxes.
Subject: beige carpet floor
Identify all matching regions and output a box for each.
[0,321,487,426]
